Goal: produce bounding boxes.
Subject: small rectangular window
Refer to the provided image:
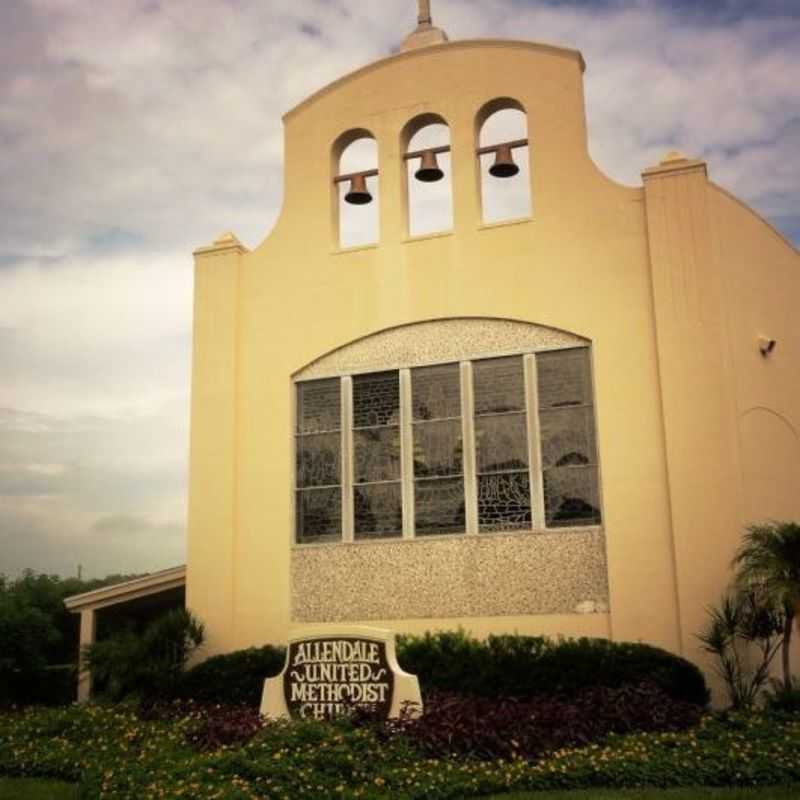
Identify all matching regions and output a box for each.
[536,349,601,527]
[295,379,342,543]
[412,363,465,535]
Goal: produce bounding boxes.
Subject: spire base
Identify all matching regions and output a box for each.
[401,22,449,52]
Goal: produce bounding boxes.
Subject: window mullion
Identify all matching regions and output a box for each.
[460,361,478,535]
[341,376,354,542]
[524,353,545,528]
[400,369,415,539]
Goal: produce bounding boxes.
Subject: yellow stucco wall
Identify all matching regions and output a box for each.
[186,38,799,684]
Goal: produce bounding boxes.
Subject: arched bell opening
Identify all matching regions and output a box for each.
[475,98,531,224]
[401,113,453,238]
[332,129,379,248]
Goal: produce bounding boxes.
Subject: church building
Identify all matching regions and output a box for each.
[68,3,800,698]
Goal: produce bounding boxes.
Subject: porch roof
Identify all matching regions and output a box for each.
[64,565,186,613]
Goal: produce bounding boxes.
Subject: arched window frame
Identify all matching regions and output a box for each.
[475,97,531,224]
[401,113,454,238]
[332,128,379,249]
[293,320,603,545]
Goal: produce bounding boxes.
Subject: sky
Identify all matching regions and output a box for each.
[1,0,798,580]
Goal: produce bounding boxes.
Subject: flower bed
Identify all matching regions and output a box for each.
[0,704,798,799]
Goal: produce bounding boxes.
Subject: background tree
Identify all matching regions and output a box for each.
[0,570,145,706]
[732,521,800,691]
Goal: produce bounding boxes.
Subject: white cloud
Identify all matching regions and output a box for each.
[0,0,797,577]
[0,253,191,417]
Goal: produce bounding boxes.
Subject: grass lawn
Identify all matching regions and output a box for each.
[486,789,799,799]
[1,779,797,800]
[0,777,78,799]
[0,780,797,800]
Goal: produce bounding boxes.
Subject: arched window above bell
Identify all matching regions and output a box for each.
[402,114,453,238]
[332,129,379,249]
[476,99,531,225]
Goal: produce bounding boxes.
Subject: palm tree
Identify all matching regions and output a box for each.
[732,521,800,691]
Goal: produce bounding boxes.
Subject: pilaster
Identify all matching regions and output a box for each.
[642,153,742,665]
[186,232,248,654]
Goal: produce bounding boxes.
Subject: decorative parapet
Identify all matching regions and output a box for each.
[642,150,707,181]
[193,231,249,257]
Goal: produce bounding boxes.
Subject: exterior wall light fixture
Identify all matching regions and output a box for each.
[758,336,777,357]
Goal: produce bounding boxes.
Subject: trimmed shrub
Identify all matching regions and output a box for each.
[395,629,495,697]
[396,631,710,706]
[387,681,702,760]
[185,704,266,752]
[174,645,286,706]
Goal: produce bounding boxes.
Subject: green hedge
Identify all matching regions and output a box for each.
[396,631,710,706]
[171,631,708,709]
[174,645,286,705]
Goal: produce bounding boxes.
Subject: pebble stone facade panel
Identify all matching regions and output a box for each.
[296,318,586,380]
[292,528,608,622]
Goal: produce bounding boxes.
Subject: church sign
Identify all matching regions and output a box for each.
[261,626,421,720]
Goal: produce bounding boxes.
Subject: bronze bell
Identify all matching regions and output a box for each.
[414,149,444,182]
[489,143,519,178]
[344,173,373,205]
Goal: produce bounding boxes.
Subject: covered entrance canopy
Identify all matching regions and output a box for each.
[64,565,186,701]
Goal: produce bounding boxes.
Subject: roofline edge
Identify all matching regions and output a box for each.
[283,38,586,122]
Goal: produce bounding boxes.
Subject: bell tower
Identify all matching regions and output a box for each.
[187,6,701,665]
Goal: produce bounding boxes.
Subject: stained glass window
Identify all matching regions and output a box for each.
[296,487,341,542]
[353,371,400,427]
[412,363,461,420]
[297,379,341,433]
[473,356,525,414]
[473,356,531,532]
[415,477,465,535]
[477,472,531,532]
[352,371,402,539]
[295,378,341,543]
[294,347,601,543]
[354,482,403,538]
[537,349,601,527]
[412,364,464,535]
